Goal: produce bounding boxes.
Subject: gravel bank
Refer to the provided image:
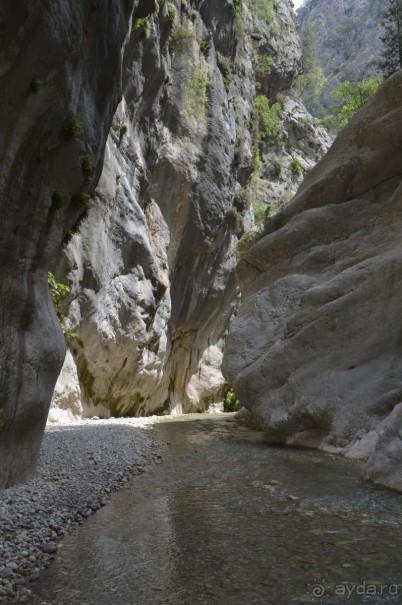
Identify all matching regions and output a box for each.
[0,417,162,602]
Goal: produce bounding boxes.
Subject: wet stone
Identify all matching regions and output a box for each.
[28,416,402,605]
[41,543,58,555]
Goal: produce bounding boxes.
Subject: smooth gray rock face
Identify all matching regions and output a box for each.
[52,0,305,417]
[0,0,136,487]
[223,71,402,491]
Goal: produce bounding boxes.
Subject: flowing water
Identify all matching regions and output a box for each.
[30,415,402,605]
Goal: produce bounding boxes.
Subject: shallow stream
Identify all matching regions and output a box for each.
[31,415,402,604]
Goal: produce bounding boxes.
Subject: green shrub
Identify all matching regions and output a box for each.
[270,158,282,179]
[185,64,210,119]
[132,16,151,38]
[291,157,303,176]
[250,144,261,186]
[321,77,381,132]
[81,153,93,180]
[223,388,241,412]
[52,189,69,207]
[169,17,193,54]
[236,229,262,260]
[245,0,274,24]
[48,272,70,310]
[253,201,269,227]
[30,78,41,94]
[217,51,232,89]
[257,53,273,76]
[64,115,82,140]
[167,1,178,25]
[233,187,251,213]
[233,3,244,39]
[253,95,281,139]
[200,39,211,56]
[48,273,78,340]
[72,192,92,211]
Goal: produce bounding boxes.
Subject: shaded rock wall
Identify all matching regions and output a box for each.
[223,71,402,491]
[0,0,326,486]
[0,0,137,487]
[52,0,308,418]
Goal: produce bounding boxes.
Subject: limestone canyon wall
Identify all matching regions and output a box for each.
[0,0,139,488]
[51,0,312,419]
[224,71,402,492]
[0,0,328,487]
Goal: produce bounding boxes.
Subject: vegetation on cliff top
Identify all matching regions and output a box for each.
[295,0,402,132]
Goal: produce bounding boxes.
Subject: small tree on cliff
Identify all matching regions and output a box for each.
[321,77,381,132]
[379,0,402,77]
[293,21,327,115]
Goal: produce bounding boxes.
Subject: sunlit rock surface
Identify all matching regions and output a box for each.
[52,0,311,417]
[224,71,402,491]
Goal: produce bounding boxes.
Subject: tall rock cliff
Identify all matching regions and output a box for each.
[0,0,328,487]
[223,71,402,492]
[297,0,383,113]
[0,0,137,488]
[51,0,327,420]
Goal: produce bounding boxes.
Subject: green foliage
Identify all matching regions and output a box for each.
[132,16,151,38]
[72,192,92,211]
[167,1,178,25]
[64,115,82,140]
[81,154,93,180]
[253,201,269,227]
[185,64,210,119]
[270,158,282,179]
[48,272,70,310]
[321,77,381,132]
[253,95,281,139]
[200,39,211,56]
[236,230,262,260]
[170,17,193,55]
[222,388,241,413]
[120,122,128,135]
[233,3,244,40]
[291,157,303,176]
[245,0,274,24]
[132,17,147,30]
[293,22,327,116]
[48,273,78,340]
[257,53,273,76]
[379,0,402,76]
[250,145,262,186]
[216,51,232,89]
[52,189,69,207]
[30,78,41,94]
[0,408,5,431]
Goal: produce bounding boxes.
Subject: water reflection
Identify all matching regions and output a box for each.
[31,416,402,604]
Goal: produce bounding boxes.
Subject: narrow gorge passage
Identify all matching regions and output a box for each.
[29,416,401,605]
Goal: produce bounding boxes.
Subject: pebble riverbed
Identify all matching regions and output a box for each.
[0,417,162,602]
